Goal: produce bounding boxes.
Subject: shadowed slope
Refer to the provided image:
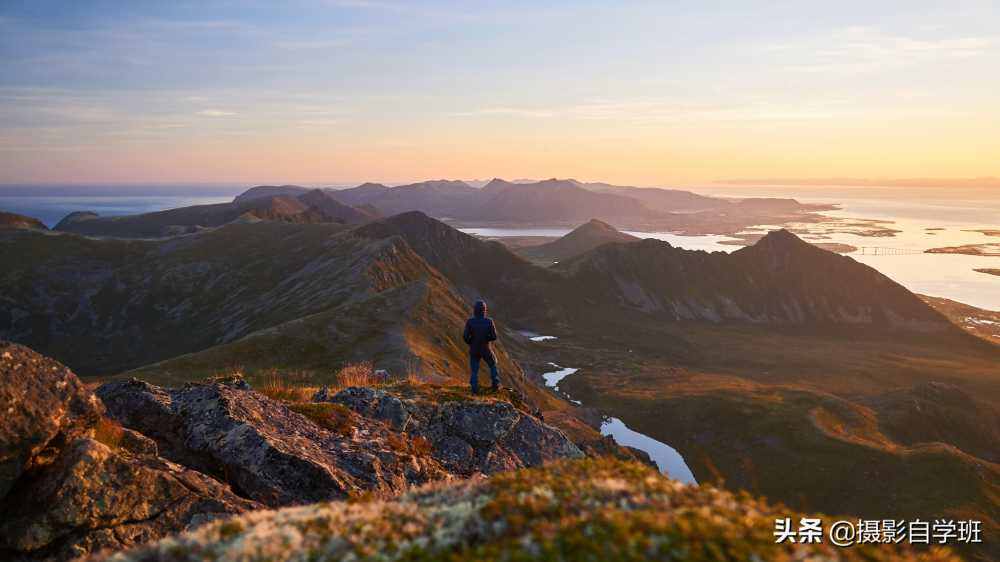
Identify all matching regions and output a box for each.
[555,229,958,333]
[354,211,561,325]
[0,222,413,374]
[517,218,640,263]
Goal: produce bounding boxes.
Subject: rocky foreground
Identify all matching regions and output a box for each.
[0,341,961,561]
[0,341,581,560]
[88,458,958,562]
[0,342,257,561]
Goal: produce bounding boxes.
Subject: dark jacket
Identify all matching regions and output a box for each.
[463,300,497,355]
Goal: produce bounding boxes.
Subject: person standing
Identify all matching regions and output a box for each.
[463,299,500,394]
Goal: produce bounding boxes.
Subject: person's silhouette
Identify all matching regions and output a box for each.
[462,299,500,394]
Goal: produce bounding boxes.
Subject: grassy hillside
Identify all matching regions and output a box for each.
[534,322,1000,561]
[0,222,429,375]
[88,458,958,562]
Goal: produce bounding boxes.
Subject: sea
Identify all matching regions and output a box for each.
[1,184,997,311]
[0,185,242,227]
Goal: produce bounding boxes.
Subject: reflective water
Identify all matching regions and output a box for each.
[599,417,698,484]
[0,195,236,227]
[541,363,697,484]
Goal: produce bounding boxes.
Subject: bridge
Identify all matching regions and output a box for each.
[855,247,924,256]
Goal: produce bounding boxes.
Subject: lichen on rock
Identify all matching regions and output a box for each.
[86,458,959,562]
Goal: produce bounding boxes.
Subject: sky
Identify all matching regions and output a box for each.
[1,0,999,187]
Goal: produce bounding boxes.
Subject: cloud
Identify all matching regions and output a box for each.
[273,38,354,50]
[451,107,556,118]
[324,0,399,8]
[197,109,236,117]
[450,98,859,124]
[766,26,995,75]
[297,118,341,127]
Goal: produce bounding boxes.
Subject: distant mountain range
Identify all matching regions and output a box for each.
[84,178,828,239]
[53,189,375,237]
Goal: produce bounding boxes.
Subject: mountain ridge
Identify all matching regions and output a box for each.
[554,228,958,332]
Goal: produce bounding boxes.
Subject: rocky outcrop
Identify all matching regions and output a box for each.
[97,379,452,507]
[0,341,102,499]
[0,343,257,561]
[98,379,583,508]
[317,386,584,475]
[0,438,257,561]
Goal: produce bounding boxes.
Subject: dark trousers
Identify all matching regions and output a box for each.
[470,350,499,390]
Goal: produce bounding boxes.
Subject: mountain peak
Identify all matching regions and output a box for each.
[752,229,814,253]
[579,218,617,231]
[233,185,309,204]
[518,218,639,262]
[483,178,515,190]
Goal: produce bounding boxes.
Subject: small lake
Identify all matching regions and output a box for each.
[541,362,697,484]
[517,330,558,342]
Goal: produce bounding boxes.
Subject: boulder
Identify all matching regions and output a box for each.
[318,386,411,430]
[0,343,257,561]
[317,386,585,476]
[0,341,103,500]
[0,438,257,561]
[98,379,450,507]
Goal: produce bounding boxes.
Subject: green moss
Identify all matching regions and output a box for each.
[99,458,960,562]
[288,403,355,436]
[216,520,244,540]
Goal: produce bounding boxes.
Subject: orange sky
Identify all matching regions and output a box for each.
[2,2,999,186]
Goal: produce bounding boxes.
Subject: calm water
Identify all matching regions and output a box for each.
[0,194,237,227]
[540,362,697,484]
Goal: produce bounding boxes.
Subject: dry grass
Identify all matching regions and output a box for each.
[334,361,378,389]
[93,416,125,450]
[403,358,425,385]
[287,403,355,436]
[242,369,316,403]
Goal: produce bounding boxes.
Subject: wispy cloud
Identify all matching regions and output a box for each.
[297,118,341,127]
[273,37,355,50]
[766,26,996,75]
[451,98,866,124]
[451,107,556,118]
[324,0,400,8]
[197,109,236,117]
